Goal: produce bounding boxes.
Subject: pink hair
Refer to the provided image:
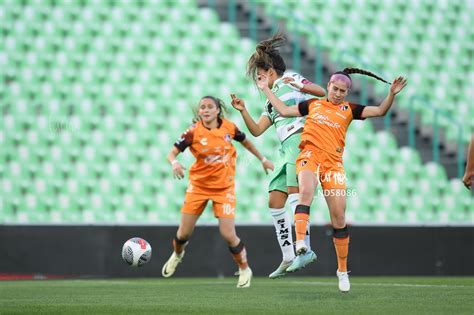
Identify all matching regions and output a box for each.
[329,73,352,89]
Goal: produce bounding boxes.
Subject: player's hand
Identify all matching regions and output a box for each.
[172,162,186,180]
[261,158,274,175]
[462,170,474,190]
[390,76,407,96]
[256,74,269,90]
[230,94,246,112]
[282,76,304,91]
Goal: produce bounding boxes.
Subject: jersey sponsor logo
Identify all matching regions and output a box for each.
[200,137,208,145]
[311,112,341,128]
[204,153,229,164]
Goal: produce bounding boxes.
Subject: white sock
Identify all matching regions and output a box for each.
[270,207,295,262]
[288,193,311,251]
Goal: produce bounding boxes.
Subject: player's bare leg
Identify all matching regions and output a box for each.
[219,217,252,288]
[162,213,199,278]
[326,193,350,292]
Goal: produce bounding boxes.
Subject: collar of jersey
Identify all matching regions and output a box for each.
[201,117,223,130]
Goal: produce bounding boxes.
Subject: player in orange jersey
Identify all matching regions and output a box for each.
[161,95,274,288]
[257,68,407,292]
[231,34,326,278]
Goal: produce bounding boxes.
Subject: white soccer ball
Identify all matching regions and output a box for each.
[122,237,152,267]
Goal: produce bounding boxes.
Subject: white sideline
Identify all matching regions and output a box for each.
[293,281,473,289]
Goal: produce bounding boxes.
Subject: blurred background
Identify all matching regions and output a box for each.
[0,0,473,277]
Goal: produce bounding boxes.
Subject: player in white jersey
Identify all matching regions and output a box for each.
[231,34,325,278]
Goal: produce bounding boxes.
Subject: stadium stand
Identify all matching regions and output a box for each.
[0,0,472,225]
[258,0,474,144]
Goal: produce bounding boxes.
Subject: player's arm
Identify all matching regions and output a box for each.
[168,127,194,180]
[232,126,274,175]
[167,147,186,180]
[361,76,407,118]
[239,138,274,175]
[282,77,326,97]
[257,75,302,117]
[462,135,474,189]
[230,94,272,136]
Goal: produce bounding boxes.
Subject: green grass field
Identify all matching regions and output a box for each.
[1,277,473,314]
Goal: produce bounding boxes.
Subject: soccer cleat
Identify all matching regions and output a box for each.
[286,249,317,273]
[295,240,307,255]
[268,260,294,279]
[161,251,185,278]
[236,267,252,288]
[337,270,350,293]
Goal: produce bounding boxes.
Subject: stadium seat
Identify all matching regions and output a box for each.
[0,0,472,226]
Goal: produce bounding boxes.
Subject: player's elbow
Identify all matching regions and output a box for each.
[249,128,263,137]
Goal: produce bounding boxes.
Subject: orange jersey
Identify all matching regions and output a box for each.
[298,98,365,157]
[174,118,246,189]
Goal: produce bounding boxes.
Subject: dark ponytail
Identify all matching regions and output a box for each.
[246,33,287,82]
[342,67,391,85]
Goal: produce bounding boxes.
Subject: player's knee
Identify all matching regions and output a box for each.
[331,212,346,228]
[220,229,238,244]
[298,187,314,204]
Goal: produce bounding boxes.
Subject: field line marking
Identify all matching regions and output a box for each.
[292,281,474,289]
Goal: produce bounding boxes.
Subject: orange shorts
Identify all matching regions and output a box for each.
[296,143,346,191]
[181,183,236,218]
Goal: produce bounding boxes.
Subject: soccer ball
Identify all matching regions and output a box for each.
[122,237,152,267]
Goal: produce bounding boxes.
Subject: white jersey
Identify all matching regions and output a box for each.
[262,71,315,143]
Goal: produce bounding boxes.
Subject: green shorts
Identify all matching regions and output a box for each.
[268,133,301,193]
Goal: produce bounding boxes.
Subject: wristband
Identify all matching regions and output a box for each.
[292,81,304,90]
[261,157,267,163]
[171,160,179,165]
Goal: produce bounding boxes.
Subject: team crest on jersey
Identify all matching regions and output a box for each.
[339,104,349,111]
[300,160,307,167]
[224,133,231,142]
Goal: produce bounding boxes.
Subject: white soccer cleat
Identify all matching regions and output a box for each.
[269,260,294,279]
[161,251,184,278]
[237,267,252,288]
[337,270,350,293]
[295,240,307,255]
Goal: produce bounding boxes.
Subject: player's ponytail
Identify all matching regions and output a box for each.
[342,67,391,85]
[192,96,227,123]
[247,33,287,82]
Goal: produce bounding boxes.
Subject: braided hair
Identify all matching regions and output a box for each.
[192,95,227,123]
[246,33,287,82]
[342,67,391,84]
[331,67,391,89]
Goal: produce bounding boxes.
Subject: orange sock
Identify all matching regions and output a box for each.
[173,236,188,254]
[295,213,310,242]
[229,242,248,269]
[333,236,350,272]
